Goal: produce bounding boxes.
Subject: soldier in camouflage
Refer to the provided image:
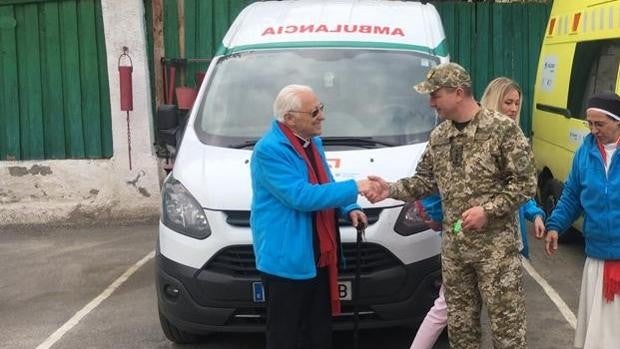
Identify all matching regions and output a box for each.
[365,63,537,349]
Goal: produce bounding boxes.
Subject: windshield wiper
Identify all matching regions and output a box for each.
[228,140,258,149]
[320,137,397,148]
[229,137,396,149]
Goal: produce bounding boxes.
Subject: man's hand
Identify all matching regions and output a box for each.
[545,230,559,256]
[349,209,368,229]
[356,179,375,196]
[363,175,390,203]
[533,216,545,239]
[461,206,488,231]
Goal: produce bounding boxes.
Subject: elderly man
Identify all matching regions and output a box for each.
[365,63,537,349]
[250,84,372,349]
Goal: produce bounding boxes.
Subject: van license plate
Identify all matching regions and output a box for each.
[252,281,353,303]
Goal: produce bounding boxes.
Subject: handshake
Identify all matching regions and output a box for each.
[357,176,391,203]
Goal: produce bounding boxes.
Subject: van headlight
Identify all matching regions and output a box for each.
[393,201,428,236]
[161,176,211,239]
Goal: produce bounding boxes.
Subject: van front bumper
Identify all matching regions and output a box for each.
[156,244,441,334]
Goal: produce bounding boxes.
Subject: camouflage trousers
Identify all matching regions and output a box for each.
[442,247,527,349]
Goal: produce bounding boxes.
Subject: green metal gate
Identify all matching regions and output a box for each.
[0,0,112,161]
[435,2,551,136]
[163,0,251,84]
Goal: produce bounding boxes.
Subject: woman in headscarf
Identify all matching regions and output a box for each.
[544,91,620,349]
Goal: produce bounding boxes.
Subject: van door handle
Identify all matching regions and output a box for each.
[536,103,572,119]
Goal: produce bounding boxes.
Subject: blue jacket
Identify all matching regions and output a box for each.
[546,134,620,260]
[250,120,360,279]
[421,195,443,222]
[518,200,545,240]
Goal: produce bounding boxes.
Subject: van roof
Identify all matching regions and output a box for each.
[218,0,448,57]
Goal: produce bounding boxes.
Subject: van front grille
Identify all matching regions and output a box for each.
[205,245,256,276]
[228,304,378,326]
[340,243,401,275]
[224,208,384,227]
[202,243,402,277]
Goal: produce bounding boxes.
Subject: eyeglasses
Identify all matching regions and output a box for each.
[289,103,325,118]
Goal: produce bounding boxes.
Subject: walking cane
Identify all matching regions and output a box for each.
[353,223,366,349]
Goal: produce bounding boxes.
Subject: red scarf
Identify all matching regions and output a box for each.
[595,138,620,302]
[278,122,341,315]
[603,261,620,302]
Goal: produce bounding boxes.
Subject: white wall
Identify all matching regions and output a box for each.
[0,0,161,227]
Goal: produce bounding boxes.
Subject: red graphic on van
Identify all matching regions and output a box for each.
[262,24,405,36]
[327,158,341,169]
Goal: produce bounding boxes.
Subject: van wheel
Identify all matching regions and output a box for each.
[542,180,562,217]
[536,168,552,205]
[542,180,580,242]
[158,309,202,344]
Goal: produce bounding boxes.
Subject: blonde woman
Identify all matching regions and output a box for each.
[409,77,545,349]
[481,77,523,124]
[481,77,545,257]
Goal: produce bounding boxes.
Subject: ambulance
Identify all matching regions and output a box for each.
[531,0,620,228]
[156,0,448,342]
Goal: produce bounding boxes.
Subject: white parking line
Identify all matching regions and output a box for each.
[522,257,577,329]
[35,250,156,349]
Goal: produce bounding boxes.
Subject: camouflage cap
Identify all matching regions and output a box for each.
[413,62,472,94]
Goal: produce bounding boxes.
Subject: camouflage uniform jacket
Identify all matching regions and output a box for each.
[389,108,537,255]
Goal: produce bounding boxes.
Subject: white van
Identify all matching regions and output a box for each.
[157,0,448,343]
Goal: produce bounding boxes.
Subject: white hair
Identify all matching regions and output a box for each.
[273,84,314,122]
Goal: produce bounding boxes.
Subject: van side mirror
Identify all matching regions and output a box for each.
[157,104,179,147]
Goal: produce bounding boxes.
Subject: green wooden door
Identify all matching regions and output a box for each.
[434,1,551,136]
[0,0,112,160]
[157,0,252,88]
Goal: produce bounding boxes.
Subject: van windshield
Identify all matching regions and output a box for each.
[194,49,439,148]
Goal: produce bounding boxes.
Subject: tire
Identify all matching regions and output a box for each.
[536,169,552,205]
[158,308,202,344]
[541,180,580,243]
[541,180,563,217]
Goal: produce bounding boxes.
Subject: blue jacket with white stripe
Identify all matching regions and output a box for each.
[546,133,620,260]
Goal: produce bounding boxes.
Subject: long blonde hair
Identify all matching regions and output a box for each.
[480,77,523,124]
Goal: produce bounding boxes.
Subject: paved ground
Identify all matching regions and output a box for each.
[0,223,584,348]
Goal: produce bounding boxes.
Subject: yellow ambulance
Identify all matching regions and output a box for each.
[532,0,620,225]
